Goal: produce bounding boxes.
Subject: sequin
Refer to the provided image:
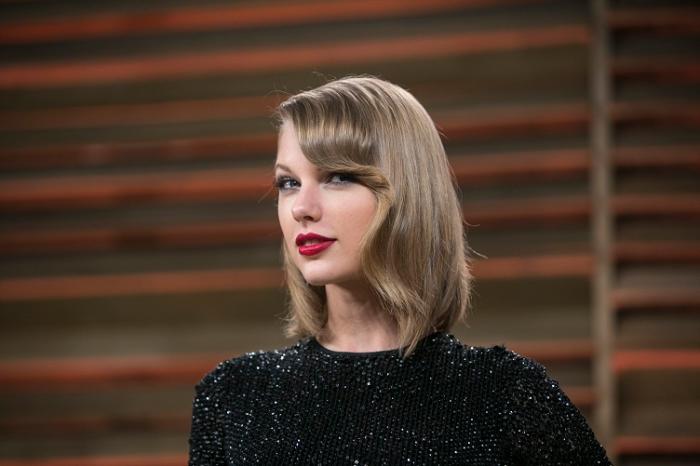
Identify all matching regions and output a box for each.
[188,332,611,465]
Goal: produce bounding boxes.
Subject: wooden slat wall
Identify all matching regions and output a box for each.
[0,0,697,463]
[609,0,700,465]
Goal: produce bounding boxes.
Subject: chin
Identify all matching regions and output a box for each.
[295,262,346,287]
[299,267,365,289]
[298,267,335,287]
[304,277,328,287]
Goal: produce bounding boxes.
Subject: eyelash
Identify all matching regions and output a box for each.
[274,176,298,191]
[274,173,356,192]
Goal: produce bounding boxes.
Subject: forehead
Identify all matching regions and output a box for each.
[275,122,313,170]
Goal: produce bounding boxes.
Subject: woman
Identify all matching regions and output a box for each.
[189,76,611,465]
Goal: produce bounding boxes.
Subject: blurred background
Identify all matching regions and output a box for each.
[0,0,698,465]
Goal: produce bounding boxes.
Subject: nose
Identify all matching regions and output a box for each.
[291,184,322,223]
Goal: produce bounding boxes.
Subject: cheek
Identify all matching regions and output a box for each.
[342,193,378,244]
[277,200,295,244]
[358,190,378,225]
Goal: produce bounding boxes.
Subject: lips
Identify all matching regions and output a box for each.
[296,232,336,256]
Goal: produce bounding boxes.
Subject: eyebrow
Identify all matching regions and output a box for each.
[273,163,292,172]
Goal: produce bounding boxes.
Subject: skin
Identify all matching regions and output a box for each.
[275,121,399,353]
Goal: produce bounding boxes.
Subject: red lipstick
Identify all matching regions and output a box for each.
[296,232,336,256]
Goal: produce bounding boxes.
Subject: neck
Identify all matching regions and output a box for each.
[318,282,399,353]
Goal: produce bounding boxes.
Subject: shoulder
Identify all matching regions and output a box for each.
[426,335,554,402]
[457,343,575,416]
[195,339,308,394]
[462,345,611,464]
[460,343,566,404]
[456,342,547,383]
[451,341,574,414]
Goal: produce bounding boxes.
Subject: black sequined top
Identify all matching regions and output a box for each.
[188,331,611,465]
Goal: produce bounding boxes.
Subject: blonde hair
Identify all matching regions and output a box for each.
[273,75,471,358]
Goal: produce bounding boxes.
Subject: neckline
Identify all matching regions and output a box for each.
[307,330,446,359]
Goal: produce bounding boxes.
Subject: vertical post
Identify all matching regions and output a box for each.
[589,0,615,459]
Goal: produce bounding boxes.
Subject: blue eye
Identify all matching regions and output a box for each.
[275,176,299,191]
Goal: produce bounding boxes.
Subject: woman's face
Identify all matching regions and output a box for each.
[275,121,377,288]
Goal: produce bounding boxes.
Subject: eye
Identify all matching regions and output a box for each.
[327,172,356,185]
[274,176,299,191]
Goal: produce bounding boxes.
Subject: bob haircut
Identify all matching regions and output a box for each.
[273,75,471,359]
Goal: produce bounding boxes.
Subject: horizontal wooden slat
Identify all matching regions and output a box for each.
[474,254,591,279]
[0,454,185,466]
[0,25,589,89]
[614,194,700,219]
[615,436,700,456]
[0,353,224,390]
[465,197,590,226]
[0,167,275,212]
[609,8,700,34]
[504,339,594,363]
[437,104,588,138]
[0,133,275,171]
[0,339,592,391]
[614,145,700,170]
[564,386,596,409]
[0,220,281,255]
[0,414,187,435]
[0,0,541,45]
[0,95,282,131]
[612,102,700,128]
[613,58,700,85]
[0,268,284,301]
[0,254,592,301]
[472,194,700,224]
[613,288,700,311]
[615,241,700,264]
[614,350,700,373]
